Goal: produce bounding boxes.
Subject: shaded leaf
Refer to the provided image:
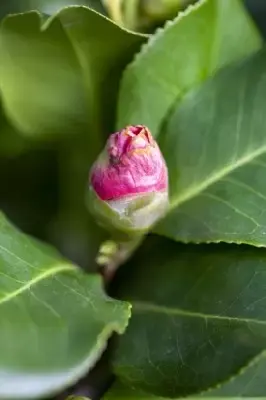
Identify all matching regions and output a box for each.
[0,11,88,139]
[104,378,266,399]
[201,350,266,396]
[156,48,266,246]
[0,212,130,399]
[0,7,145,144]
[0,0,106,19]
[57,6,146,140]
[0,146,58,242]
[0,104,30,157]
[117,0,261,136]
[111,236,266,397]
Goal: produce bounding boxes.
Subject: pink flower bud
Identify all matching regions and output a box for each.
[88,125,168,235]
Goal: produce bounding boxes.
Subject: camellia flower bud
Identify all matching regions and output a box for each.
[88,125,168,237]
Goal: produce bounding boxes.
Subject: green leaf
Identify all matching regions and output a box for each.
[104,381,164,399]
[67,397,91,400]
[0,11,87,139]
[111,236,266,398]
[40,0,106,15]
[202,350,266,396]
[0,212,130,399]
[57,7,146,139]
[156,47,266,246]
[0,0,106,19]
[0,104,30,157]
[105,354,266,399]
[117,0,261,136]
[0,7,145,142]
[104,379,266,399]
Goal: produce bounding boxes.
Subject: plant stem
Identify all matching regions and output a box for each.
[98,236,144,284]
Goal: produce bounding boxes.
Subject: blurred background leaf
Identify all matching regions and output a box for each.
[0,0,106,18]
[103,0,196,32]
[0,103,30,157]
[67,397,91,400]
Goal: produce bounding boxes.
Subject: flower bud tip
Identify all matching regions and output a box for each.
[88,125,168,234]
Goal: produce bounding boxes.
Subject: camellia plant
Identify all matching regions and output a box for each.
[0,0,266,399]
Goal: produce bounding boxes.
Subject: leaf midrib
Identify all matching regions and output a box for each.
[169,143,266,211]
[133,301,266,326]
[0,263,74,305]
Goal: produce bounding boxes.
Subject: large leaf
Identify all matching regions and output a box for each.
[0,0,106,19]
[156,48,266,246]
[111,235,266,398]
[0,212,130,399]
[104,375,266,399]
[105,353,266,399]
[117,0,261,136]
[0,7,145,143]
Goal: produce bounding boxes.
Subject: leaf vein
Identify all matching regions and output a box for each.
[0,264,74,305]
[169,144,266,210]
[133,301,266,326]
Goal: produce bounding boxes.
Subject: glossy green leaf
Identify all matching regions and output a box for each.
[202,351,266,396]
[0,7,145,141]
[111,236,266,397]
[117,0,261,136]
[156,48,266,246]
[105,379,266,399]
[0,212,130,399]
